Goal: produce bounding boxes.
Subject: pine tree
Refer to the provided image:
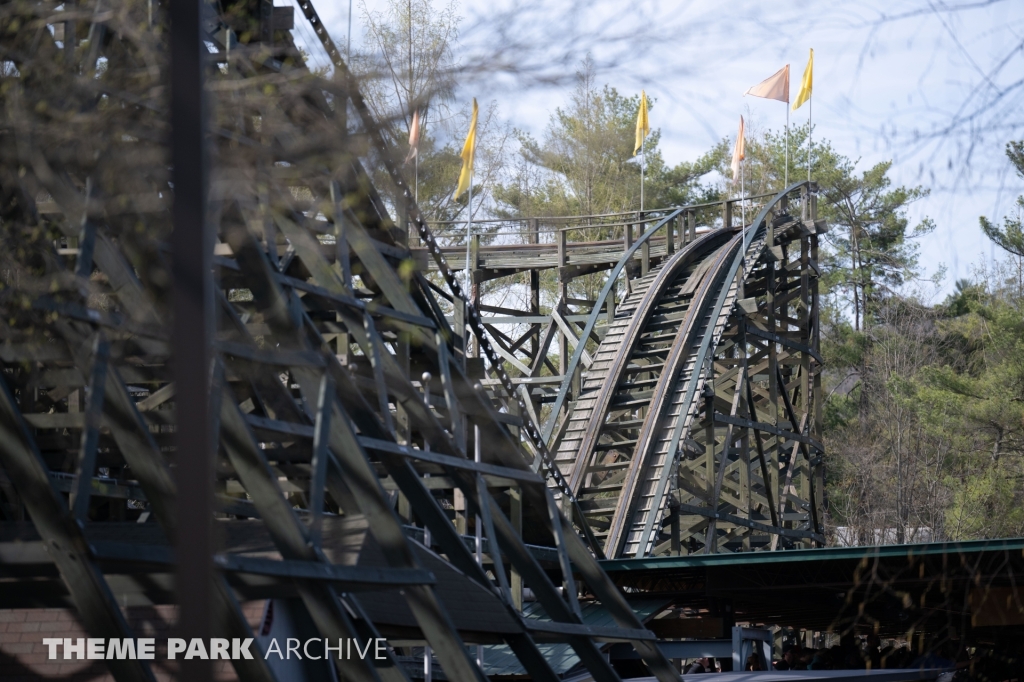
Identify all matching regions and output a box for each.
[980,141,1024,257]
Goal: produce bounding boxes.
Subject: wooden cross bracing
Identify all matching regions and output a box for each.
[0,0,683,680]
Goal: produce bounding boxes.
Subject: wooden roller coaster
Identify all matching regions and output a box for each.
[0,0,825,679]
[424,189,826,559]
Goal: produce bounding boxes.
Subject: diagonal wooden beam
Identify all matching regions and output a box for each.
[0,373,156,682]
[218,389,401,682]
[704,369,746,552]
[52,321,281,682]
[744,365,778,529]
[551,305,593,368]
[315,392,488,682]
[71,333,109,522]
[485,325,533,375]
[308,374,333,545]
[530,320,559,378]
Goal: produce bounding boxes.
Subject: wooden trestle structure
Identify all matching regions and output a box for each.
[426,187,826,558]
[0,0,823,679]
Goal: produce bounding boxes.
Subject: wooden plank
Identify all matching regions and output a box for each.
[745,325,823,364]
[676,502,823,543]
[215,555,435,587]
[713,413,823,452]
[358,437,543,485]
[525,619,655,642]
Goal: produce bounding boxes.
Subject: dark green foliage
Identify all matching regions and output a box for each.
[980,141,1024,257]
[494,56,725,220]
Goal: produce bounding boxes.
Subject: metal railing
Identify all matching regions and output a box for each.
[418,192,779,250]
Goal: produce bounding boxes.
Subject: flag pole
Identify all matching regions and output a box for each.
[740,156,747,300]
[640,134,645,213]
[785,104,789,188]
[464,170,472,292]
[741,157,746,229]
[467,116,483,672]
[808,93,812,182]
[742,159,751,265]
[410,0,416,205]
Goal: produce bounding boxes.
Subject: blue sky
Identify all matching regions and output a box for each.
[300,0,1024,298]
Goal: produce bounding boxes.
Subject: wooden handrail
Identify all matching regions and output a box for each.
[429,191,778,229]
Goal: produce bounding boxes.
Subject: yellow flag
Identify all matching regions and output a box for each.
[792,49,813,111]
[634,90,649,156]
[455,99,478,198]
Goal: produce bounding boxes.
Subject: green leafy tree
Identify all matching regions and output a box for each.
[822,137,1024,545]
[980,141,1024,257]
[499,57,660,218]
[824,300,955,545]
[492,57,725,305]
[730,122,934,332]
[658,141,729,207]
[496,55,725,221]
[355,0,514,239]
[919,268,1024,539]
[821,160,934,332]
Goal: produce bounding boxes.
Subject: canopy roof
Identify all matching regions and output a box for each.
[599,539,1024,638]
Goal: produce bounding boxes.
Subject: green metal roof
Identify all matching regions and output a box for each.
[598,537,1024,572]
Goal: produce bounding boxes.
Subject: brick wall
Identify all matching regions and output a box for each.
[0,603,266,681]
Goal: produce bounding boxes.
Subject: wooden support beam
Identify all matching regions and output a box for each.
[510,486,524,610]
[170,0,215,674]
[218,392,407,682]
[0,375,157,682]
[71,334,109,521]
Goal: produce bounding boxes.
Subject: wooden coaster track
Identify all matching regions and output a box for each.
[0,0,824,678]
[0,0,680,679]
[548,192,826,559]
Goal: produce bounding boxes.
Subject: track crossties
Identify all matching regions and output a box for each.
[547,193,827,558]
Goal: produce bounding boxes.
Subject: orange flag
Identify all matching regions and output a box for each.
[731,116,745,185]
[745,65,790,103]
[404,110,421,165]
